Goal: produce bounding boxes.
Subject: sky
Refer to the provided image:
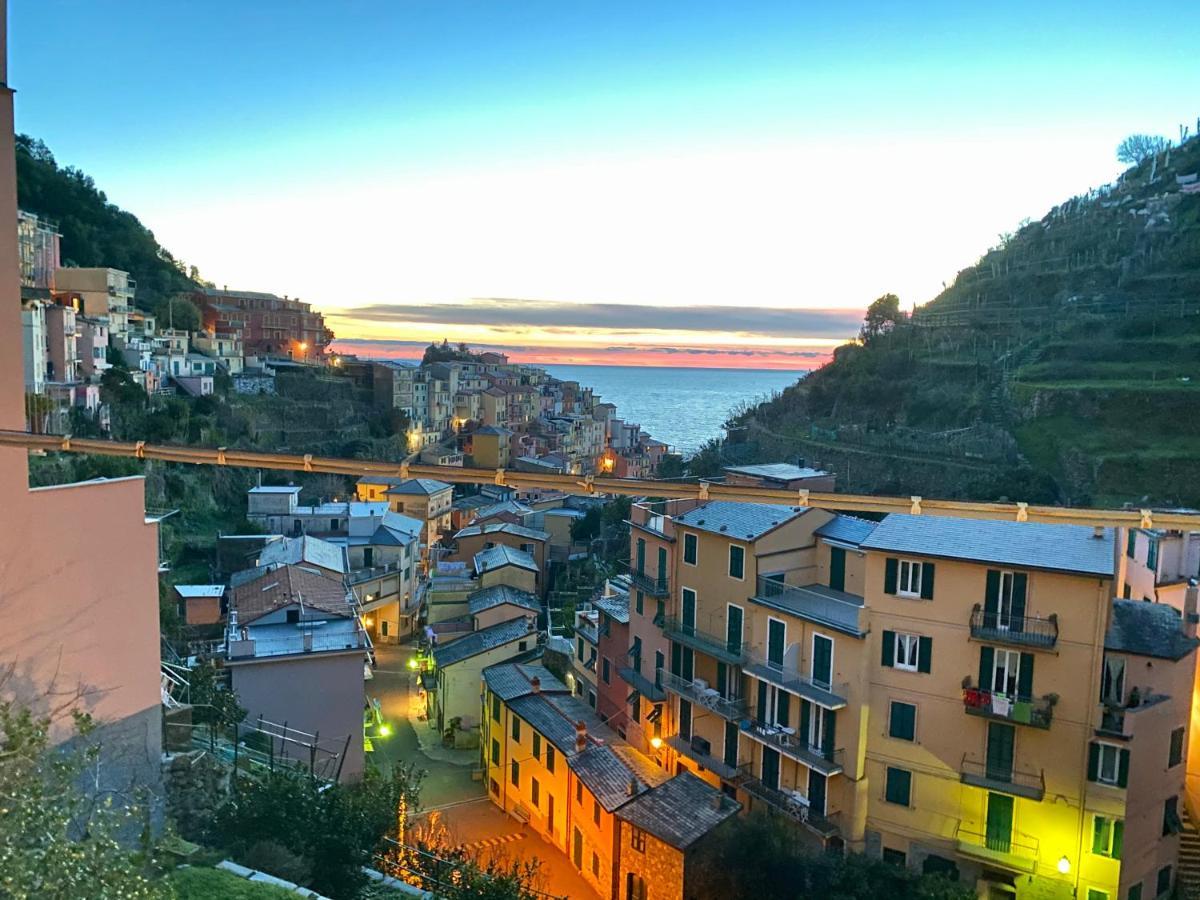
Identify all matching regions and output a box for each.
[11,2,1200,368]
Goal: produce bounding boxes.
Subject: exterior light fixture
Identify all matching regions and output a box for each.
[1057,856,1070,875]
[298,341,308,352]
[650,737,663,750]
[407,658,419,670]
[378,724,392,737]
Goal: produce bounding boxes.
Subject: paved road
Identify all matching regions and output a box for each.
[366,643,482,808]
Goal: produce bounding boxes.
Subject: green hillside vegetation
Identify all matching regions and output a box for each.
[705,131,1200,507]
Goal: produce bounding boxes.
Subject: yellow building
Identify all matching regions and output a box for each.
[355,475,453,560]
[469,425,511,469]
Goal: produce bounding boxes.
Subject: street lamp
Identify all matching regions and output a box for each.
[1057,855,1070,875]
[650,736,663,750]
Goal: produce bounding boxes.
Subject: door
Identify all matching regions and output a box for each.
[829,547,846,592]
[985,793,1014,853]
[761,747,780,790]
[572,827,583,868]
[682,589,696,634]
[636,538,646,576]
[812,635,833,688]
[986,723,1015,782]
[727,606,744,656]
[808,770,827,816]
[723,721,739,770]
[768,619,785,669]
[656,547,667,592]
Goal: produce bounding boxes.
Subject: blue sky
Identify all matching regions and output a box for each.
[11,1,1200,365]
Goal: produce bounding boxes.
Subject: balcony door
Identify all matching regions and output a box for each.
[727,605,744,656]
[656,547,668,591]
[829,547,846,592]
[808,770,827,816]
[723,721,739,770]
[768,619,786,670]
[761,746,780,790]
[986,723,1015,782]
[985,793,1014,853]
[985,570,1027,634]
[636,538,646,577]
[682,589,697,635]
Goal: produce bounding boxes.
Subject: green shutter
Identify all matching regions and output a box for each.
[777,691,790,728]
[979,646,994,691]
[984,570,1000,621]
[716,662,727,698]
[1087,742,1100,782]
[1118,748,1130,787]
[756,680,767,722]
[1011,573,1028,624]
[920,562,935,600]
[1112,819,1123,860]
[881,630,896,667]
[822,708,836,756]
[917,636,932,674]
[884,558,898,594]
[800,700,811,740]
[1092,816,1108,855]
[1017,653,1034,699]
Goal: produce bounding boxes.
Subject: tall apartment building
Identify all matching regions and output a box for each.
[1123,527,1200,613]
[54,266,134,339]
[193,287,332,361]
[17,208,60,291]
[638,499,1198,900]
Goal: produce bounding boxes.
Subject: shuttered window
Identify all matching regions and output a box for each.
[889,702,917,741]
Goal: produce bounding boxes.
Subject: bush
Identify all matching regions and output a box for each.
[240,840,312,887]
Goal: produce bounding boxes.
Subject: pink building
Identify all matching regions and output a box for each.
[78,315,110,377]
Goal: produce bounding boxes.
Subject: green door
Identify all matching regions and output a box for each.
[727,606,744,655]
[768,619,785,668]
[761,747,780,790]
[812,635,833,688]
[985,723,1015,782]
[636,538,646,576]
[723,721,739,770]
[829,547,846,592]
[682,589,696,634]
[808,770,827,816]
[656,547,667,592]
[985,793,1014,853]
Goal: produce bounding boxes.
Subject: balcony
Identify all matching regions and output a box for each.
[618,666,667,703]
[666,734,740,781]
[659,669,747,722]
[735,770,842,840]
[969,606,1058,650]
[955,826,1039,874]
[577,623,599,646]
[662,617,746,665]
[753,576,867,638]
[743,649,848,710]
[744,720,844,776]
[962,686,1054,729]
[959,756,1045,801]
[619,560,670,597]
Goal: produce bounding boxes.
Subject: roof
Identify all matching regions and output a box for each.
[616,771,740,850]
[723,463,829,481]
[474,500,534,520]
[432,617,535,667]
[174,584,225,598]
[257,535,346,573]
[815,515,879,547]
[455,522,548,542]
[673,501,809,542]
[474,425,512,436]
[482,662,568,701]
[474,545,539,575]
[1106,600,1199,661]
[593,592,630,624]
[249,485,302,495]
[230,565,354,624]
[468,585,542,616]
[860,514,1116,577]
[386,478,453,496]
[236,617,365,660]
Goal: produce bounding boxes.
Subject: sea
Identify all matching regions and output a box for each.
[544,364,806,456]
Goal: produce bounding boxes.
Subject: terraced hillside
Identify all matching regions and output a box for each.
[711,131,1200,507]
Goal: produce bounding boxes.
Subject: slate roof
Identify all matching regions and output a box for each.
[475,425,512,436]
[249,485,302,494]
[386,478,452,496]
[175,584,225,598]
[474,545,539,575]
[860,514,1116,577]
[474,501,534,521]
[432,617,535,668]
[258,535,347,573]
[673,501,809,542]
[482,662,568,701]
[468,585,541,616]
[616,771,740,850]
[455,522,548,542]
[230,565,354,623]
[815,515,879,547]
[723,463,830,481]
[593,592,630,624]
[1106,600,1200,660]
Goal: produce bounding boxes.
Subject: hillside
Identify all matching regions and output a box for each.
[705,132,1200,508]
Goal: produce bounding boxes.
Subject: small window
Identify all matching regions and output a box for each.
[1164,796,1181,837]
[635,591,644,616]
[729,545,745,579]
[889,701,917,741]
[588,691,596,709]
[1092,815,1123,859]
[547,745,556,773]
[490,777,500,796]
[683,533,698,565]
[531,777,540,808]
[1156,866,1172,898]
[1127,883,1141,900]
[519,640,528,652]
[1088,890,1109,900]
[602,658,611,684]
[894,634,920,672]
[882,848,906,867]
[1169,727,1185,768]
[286,608,301,624]
[491,738,500,766]
[533,733,541,761]
[512,717,521,742]
[897,560,922,598]
[593,799,600,825]
[510,759,520,787]
[492,694,501,722]
[591,852,599,877]
[1097,743,1122,786]
[885,767,911,806]
[630,826,647,853]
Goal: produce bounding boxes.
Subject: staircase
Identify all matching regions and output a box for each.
[1179,808,1200,899]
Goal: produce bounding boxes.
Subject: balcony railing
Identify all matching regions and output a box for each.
[959,756,1045,801]
[743,648,848,709]
[969,606,1058,650]
[735,770,841,839]
[618,666,666,703]
[744,719,844,776]
[955,826,1039,873]
[662,617,746,665]
[962,686,1054,729]
[576,623,599,645]
[666,734,740,781]
[619,560,670,597]
[659,669,748,721]
[754,576,866,636]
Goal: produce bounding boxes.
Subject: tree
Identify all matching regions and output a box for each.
[570,506,601,541]
[860,293,903,345]
[187,662,246,730]
[1116,134,1170,166]
[0,699,169,899]
[151,295,201,332]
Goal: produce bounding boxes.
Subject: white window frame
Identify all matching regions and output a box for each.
[994,570,1017,629]
[894,633,920,672]
[807,703,825,750]
[991,648,1021,697]
[1097,742,1121,786]
[897,559,922,598]
[728,543,746,581]
[811,632,834,687]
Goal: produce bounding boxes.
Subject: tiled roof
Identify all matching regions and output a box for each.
[474,545,539,575]
[815,514,879,546]
[1106,600,1199,660]
[175,584,226,598]
[455,522,548,542]
[432,617,535,668]
[230,565,354,624]
[468,585,541,616]
[616,771,740,850]
[723,463,829,481]
[673,501,808,542]
[257,535,346,573]
[593,592,630,624]
[482,662,568,701]
[860,514,1116,577]
[386,478,453,496]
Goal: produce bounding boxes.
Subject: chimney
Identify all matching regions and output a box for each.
[626,778,639,797]
[575,720,587,753]
[1093,525,1105,539]
[530,676,541,694]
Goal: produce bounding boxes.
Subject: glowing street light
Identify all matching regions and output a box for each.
[1057,855,1070,875]
[407,658,419,670]
[650,736,663,750]
[379,724,392,737]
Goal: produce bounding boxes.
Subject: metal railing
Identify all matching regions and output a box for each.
[743,718,844,774]
[735,769,841,838]
[962,686,1054,729]
[959,756,1045,800]
[662,617,746,664]
[955,824,1039,860]
[659,669,748,721]
[754,576,865,634]
[618,665,667,702]
[969,606,1058,649]
[619,560,670,596]
[743,648,849,708]
[665,734,740,781]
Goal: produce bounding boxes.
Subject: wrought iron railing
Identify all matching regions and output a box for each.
[962,685,1054,729]
[659,669,747,721]
[619,560,670,596]
[662,617,746,664]
[969,606,1058,649]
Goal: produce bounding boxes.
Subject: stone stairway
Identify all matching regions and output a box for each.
[1179,808,1200,899]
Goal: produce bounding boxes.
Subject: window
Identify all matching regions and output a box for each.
[767,618,786,668]
[1156,866,1172,897]
[576,780,583,805]
[533,733,541,761]
[593,799,600,825]
[632,636,643,673]
[990,648,1021,696]
[889,701,917,741]
[547,745,556,774]
[592,852,599,877]
[491,738,500,766]
[1127,883,1141,900]
[654,651,664,689]
[1126,529,1137,558]
[626,873,647,900]
[602,658,611,684]
[1164,797,1182,837]
[1147,536,1160,572]
[683,533,698,565]
[531,777,540,808]
[812,634,833,687]
[630,826,647,853]
[510,759,520,787]
[1101,656,1126,706]
[490,777,500,796]
[492,694,501,722]
[1088,891,1109,900]
[885,767,912,806]
[635,591,644,616]
[895,633,920,671]
[881,631,932,673]
[729,544,745,579]
[286,608,300,624]
[1088,742,1129,787]
[882,848,906,867]
[1169,727,1185,767]
[588,690,596,709]
[655,599,665,625]
[1092,815,1123,859]
[512,717,521,742]
[578,638,585,660]
[897,560,922,597]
